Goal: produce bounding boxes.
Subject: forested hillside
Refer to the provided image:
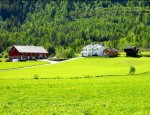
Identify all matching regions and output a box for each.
[0,0,150,57]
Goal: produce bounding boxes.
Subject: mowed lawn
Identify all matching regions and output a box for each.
[0,73,149,114]
[0,57,149,79]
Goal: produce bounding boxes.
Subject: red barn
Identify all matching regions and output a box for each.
[9,45,48,60]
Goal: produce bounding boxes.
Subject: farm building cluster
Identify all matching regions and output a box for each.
[81,44,118,57]
[4,44,139,62]
[81,44,140,57]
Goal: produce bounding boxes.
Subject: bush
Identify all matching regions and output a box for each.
[55,47,75,59]
[34,74,39,79]
[129,66,136,75]
[66,48,75,58]
[4,54,8,58]
[55,47,66,59]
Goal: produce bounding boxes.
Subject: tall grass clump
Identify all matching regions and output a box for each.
[34,74,39,79]
[129,66,136,75]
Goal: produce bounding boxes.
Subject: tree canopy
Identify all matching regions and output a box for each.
[0,0,150,56]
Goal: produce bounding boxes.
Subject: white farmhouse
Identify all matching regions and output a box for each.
[81,44,106,57]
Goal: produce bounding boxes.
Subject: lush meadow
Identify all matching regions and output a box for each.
[0,57,149,79]
[0,73,149,114]
[0,56,150,114]
[0,61,49,70]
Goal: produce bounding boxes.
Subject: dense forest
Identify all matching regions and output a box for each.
[0,0,150,57]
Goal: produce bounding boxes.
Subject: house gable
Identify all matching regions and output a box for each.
[9,46,20,56]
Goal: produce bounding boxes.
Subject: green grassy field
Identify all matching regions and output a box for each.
[0,57,149,79]
[0,58,6,62]
[0,73,149,114]
[0,61,49,70]
[0,56,150,114]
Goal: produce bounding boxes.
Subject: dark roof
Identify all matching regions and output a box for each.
[13,45,48,53]
[124,46,137,49]
[83,44,103,49]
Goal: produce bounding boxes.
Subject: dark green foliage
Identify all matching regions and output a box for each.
[0,0,150,56]
[66,48,76,58]
[48,46,55,56]
[55,47,75,58]
[55,47,66,59]
[4,54,8,58]
[129,66,136,75]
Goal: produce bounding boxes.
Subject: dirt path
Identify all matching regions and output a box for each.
[40,57,83,64]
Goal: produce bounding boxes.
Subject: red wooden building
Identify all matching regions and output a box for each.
[9,45,48,60]
[103,48,118,57]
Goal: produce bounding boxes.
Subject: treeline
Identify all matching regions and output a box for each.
[0,0,150,57]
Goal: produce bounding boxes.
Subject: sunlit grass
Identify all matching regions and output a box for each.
[141,51,150,57]
[0,57,149,79]
[0,58,6,62]
[0,61,49,70]
[0,73,149,114]
[0,56,149,114]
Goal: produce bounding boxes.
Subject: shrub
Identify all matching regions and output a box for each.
[55,47,66,59]
[34,74,39,79]
[66,48,75,58]
[129,66,136,75]
[55,47,75,59]
[4,54,8,58]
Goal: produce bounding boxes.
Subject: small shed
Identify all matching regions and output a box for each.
[9,45,48,60]
[124,46,139,57]
[103,48,118,57]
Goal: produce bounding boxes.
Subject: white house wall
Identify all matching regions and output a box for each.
[81,44,106,57]
[97,46,106,56]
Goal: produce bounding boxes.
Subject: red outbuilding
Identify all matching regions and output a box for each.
[9,45,48,60]
[103,48,118,57]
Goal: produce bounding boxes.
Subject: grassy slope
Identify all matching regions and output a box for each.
[0,57,149,79]
[0,57,149,114]
[0,58,6,62]
[0,73,149,114]
[0,61,49,70]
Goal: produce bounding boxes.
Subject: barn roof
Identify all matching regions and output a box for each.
[124,46,137,49]
[13,45,48,53]
[104,48,118,52]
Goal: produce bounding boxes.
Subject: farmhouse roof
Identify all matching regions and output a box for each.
[13,45,48,53]
[83,44,104,49]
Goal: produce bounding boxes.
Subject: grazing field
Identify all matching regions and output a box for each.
[0,57,150,114]
[0,61,49,70]
[0,57,149,79]
[0,73,149,114]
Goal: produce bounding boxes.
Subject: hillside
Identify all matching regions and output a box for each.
[0,0,150,56]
